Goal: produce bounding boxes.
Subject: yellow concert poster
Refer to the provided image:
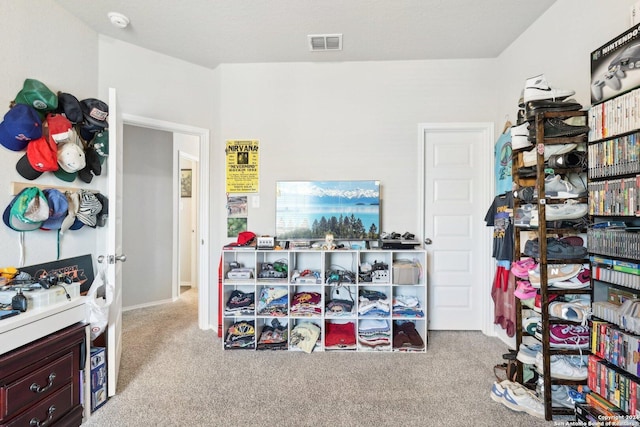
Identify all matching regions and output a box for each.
[225,140,259,193]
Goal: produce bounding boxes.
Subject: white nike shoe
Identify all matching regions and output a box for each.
[523,74,575,103]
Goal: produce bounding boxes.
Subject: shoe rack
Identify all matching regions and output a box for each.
[512,109,590,421]
[221,247,427,353]
[586,87,640,419]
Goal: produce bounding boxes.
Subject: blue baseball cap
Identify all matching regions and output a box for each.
[0,104,43,151]
[41,189,69,231]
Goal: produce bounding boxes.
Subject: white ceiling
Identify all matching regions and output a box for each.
[56,0,557,70]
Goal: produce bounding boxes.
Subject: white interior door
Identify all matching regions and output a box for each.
[420,123,493,331]
[106,87,123,396]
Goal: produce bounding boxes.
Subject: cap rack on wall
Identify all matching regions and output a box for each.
[10,181,99,196]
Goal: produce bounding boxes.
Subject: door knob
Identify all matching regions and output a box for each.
[98,254,128,264]
[115,254,127,262]
[424,238,433,245]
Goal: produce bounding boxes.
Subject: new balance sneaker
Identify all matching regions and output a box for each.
[548,324,589,348]
[535,353,588,380]
[522,314,541,336]
[538,382,582,409]
[511,122,532,150]
[523,74,575,103]
[549,300,592,324]
[516,342,542,364]
[528,264,582,287]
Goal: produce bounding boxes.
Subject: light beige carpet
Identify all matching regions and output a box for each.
[83,289,558,426]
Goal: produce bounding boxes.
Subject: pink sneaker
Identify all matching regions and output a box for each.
[514,281,537,300]
[511,258,536,279]
[548,324,589,348]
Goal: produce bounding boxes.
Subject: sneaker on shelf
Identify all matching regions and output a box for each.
[533,293,559,313]
[535,353,588,380]
[523,237,587,260]
[544,174,584,199]
[558,235,584,247]
[514,186,536,203]
[551,267,591,290]
[514,281,537,300]
[511,258,537,279]
[548,150,588,169]
[511,122,532,150]
[523,74,575,103]
[524,99,583,121]
[539,383,581,409]
[514,205,535,227]
[545,200,589,221]
[522,314,541,336]
[527,118,590,141]
[528,263,582,287]
[549,300,592,324]
[501,381,545,418]
[548,324,590,348]
[516,342,542,364]
[522,143,577,167]
[565,172,587,195]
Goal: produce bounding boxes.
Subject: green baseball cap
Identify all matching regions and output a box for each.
[93,130,109,165]
[14,79,58,117]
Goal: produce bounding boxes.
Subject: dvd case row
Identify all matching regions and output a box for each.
[589,87,640,141]
[592,266,640,290]
[588,176,640,216]
[587,229,640,261]
[588,132,640,179]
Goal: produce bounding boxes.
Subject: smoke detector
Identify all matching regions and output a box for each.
[108,12,130,29]
[308,34,342,51]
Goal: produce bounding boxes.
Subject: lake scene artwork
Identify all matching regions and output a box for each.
[276,180,380,240]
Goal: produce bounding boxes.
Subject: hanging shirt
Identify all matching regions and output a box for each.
[484,192,514,262]
[495,130,513,196]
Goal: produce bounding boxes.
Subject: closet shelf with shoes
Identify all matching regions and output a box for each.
[506,74,591,421]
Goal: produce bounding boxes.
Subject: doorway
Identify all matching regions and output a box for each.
[419,123,494,333]
[179,151,199,295]
[121,114,210,330]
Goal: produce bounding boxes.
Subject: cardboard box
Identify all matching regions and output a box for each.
[591,23,640,104]
[90,347,108,413]
[392,262,420,285]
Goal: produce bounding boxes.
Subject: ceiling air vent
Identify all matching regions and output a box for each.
[308,34,342,51]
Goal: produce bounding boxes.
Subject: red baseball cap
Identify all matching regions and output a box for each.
[45,113,72,144]
[15,135,59,180]
[226,231,256,247]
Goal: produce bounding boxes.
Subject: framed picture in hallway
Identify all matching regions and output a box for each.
[181,169,192,198]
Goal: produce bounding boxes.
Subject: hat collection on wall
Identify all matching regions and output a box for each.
[0,78,109,184]
[3,187,108,234]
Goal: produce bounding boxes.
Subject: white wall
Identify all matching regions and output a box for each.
[215,59,499,245]
[0,1,100,267]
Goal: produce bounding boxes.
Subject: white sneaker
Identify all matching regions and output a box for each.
[511,122,532,150]
[545,200,588,221]
[501,383,545,418]
[565,172,587,195]
[522,143,577,167]
[535,353,588,380]
[523,74,576,103]
[545,174,582,199]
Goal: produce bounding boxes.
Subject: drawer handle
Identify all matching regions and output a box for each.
[30,373,56,393]
[29,405,55,427]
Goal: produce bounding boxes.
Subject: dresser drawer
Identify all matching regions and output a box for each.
[2,353,73,419]
[3,383,74,427]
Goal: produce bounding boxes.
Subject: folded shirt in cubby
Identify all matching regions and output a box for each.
[290,291,322,316]
[392,295,424,317]
[225,290,255,315]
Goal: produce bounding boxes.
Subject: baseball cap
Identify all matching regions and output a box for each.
[95,193,108,227]
[225,231,256,247]
[0,104,42,151]
[60,191,80,234]
[45,113,72,143]
[15,136,58,180]
[3,187,49,231]
[93,130,109,165]
[14,79,58,115]
[80,98,108,129]
[40,189,69,230]
[55,129,85,182]
[56,92,83,124]
[78,146,102,183]
[76,190,102,227]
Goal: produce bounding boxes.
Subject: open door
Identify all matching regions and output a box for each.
[105,87,124,397]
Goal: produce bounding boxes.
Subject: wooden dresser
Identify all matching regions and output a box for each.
[0,322,85,426]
